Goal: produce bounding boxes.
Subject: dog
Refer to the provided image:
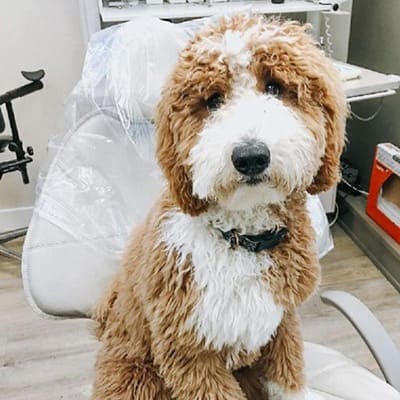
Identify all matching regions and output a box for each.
[92,14,346,400]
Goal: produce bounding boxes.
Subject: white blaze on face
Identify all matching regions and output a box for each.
[219,29,251,68]
[190,91,323,207]
[189,31,324,210]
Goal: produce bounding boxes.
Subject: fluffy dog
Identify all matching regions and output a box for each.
[92,14,346,400]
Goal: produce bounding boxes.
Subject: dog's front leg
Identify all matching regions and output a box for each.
[263,309,306,400]
[152,338,247,400]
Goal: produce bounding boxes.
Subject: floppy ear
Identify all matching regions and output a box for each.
[156,88,208,216]
[262,20,347,194]
[306,46,348,194]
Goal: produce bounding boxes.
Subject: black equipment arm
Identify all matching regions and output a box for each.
[0,69,45,184]
[0,70,45,105]
[0,108,4,133]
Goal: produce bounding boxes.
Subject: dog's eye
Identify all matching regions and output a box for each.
[265,81,282,97]
[206,93,223,111]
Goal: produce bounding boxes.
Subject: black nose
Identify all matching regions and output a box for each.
[231,142,270,176]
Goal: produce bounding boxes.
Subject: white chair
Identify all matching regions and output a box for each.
[21,17,400,400]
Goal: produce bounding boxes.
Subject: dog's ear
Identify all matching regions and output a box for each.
[307,62,347,194]
[282,24,348,194]
[156,89,208,216]
[261,20,347,194]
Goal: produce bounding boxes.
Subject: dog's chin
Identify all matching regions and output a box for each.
[216,179,287,211]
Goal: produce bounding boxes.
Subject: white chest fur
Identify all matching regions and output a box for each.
[161,207,284,354]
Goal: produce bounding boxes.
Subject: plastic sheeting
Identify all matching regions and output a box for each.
[22,17,333,317]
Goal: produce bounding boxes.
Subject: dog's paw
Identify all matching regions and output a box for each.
[265,382,308,400]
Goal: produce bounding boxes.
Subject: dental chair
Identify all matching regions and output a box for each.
[21,17,400,400]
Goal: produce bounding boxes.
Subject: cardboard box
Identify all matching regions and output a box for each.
[366,143,400,244]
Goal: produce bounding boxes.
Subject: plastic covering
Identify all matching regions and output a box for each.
[22,17,333,317]
[307,194,334,258]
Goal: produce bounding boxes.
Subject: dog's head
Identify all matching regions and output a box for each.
[156,15,347,215]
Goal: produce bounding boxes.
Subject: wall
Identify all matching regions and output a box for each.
[346,0,400,189]
[0,0,85,230]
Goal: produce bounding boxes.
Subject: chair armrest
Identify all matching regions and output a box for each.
[321,290,400,391]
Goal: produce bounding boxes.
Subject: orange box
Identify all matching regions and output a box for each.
[366,143,400,244]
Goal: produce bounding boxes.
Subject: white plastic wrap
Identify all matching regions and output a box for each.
[307,195,334,258]
[22,17,333,317]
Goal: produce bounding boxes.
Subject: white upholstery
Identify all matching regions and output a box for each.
[22,112,163,317]
[304,342,400,399]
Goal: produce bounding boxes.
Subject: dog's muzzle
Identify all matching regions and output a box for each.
[231,141,270,177]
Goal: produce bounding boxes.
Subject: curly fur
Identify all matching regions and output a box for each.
[92,14,346,400]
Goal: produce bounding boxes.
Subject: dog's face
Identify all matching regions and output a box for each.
[156,15,347,215]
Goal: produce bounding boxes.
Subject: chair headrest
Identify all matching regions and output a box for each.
[108,18,190,122]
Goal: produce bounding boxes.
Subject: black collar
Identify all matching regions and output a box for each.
[219,227,287,253]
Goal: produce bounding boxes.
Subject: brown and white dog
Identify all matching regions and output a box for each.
[92,14,347,400]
